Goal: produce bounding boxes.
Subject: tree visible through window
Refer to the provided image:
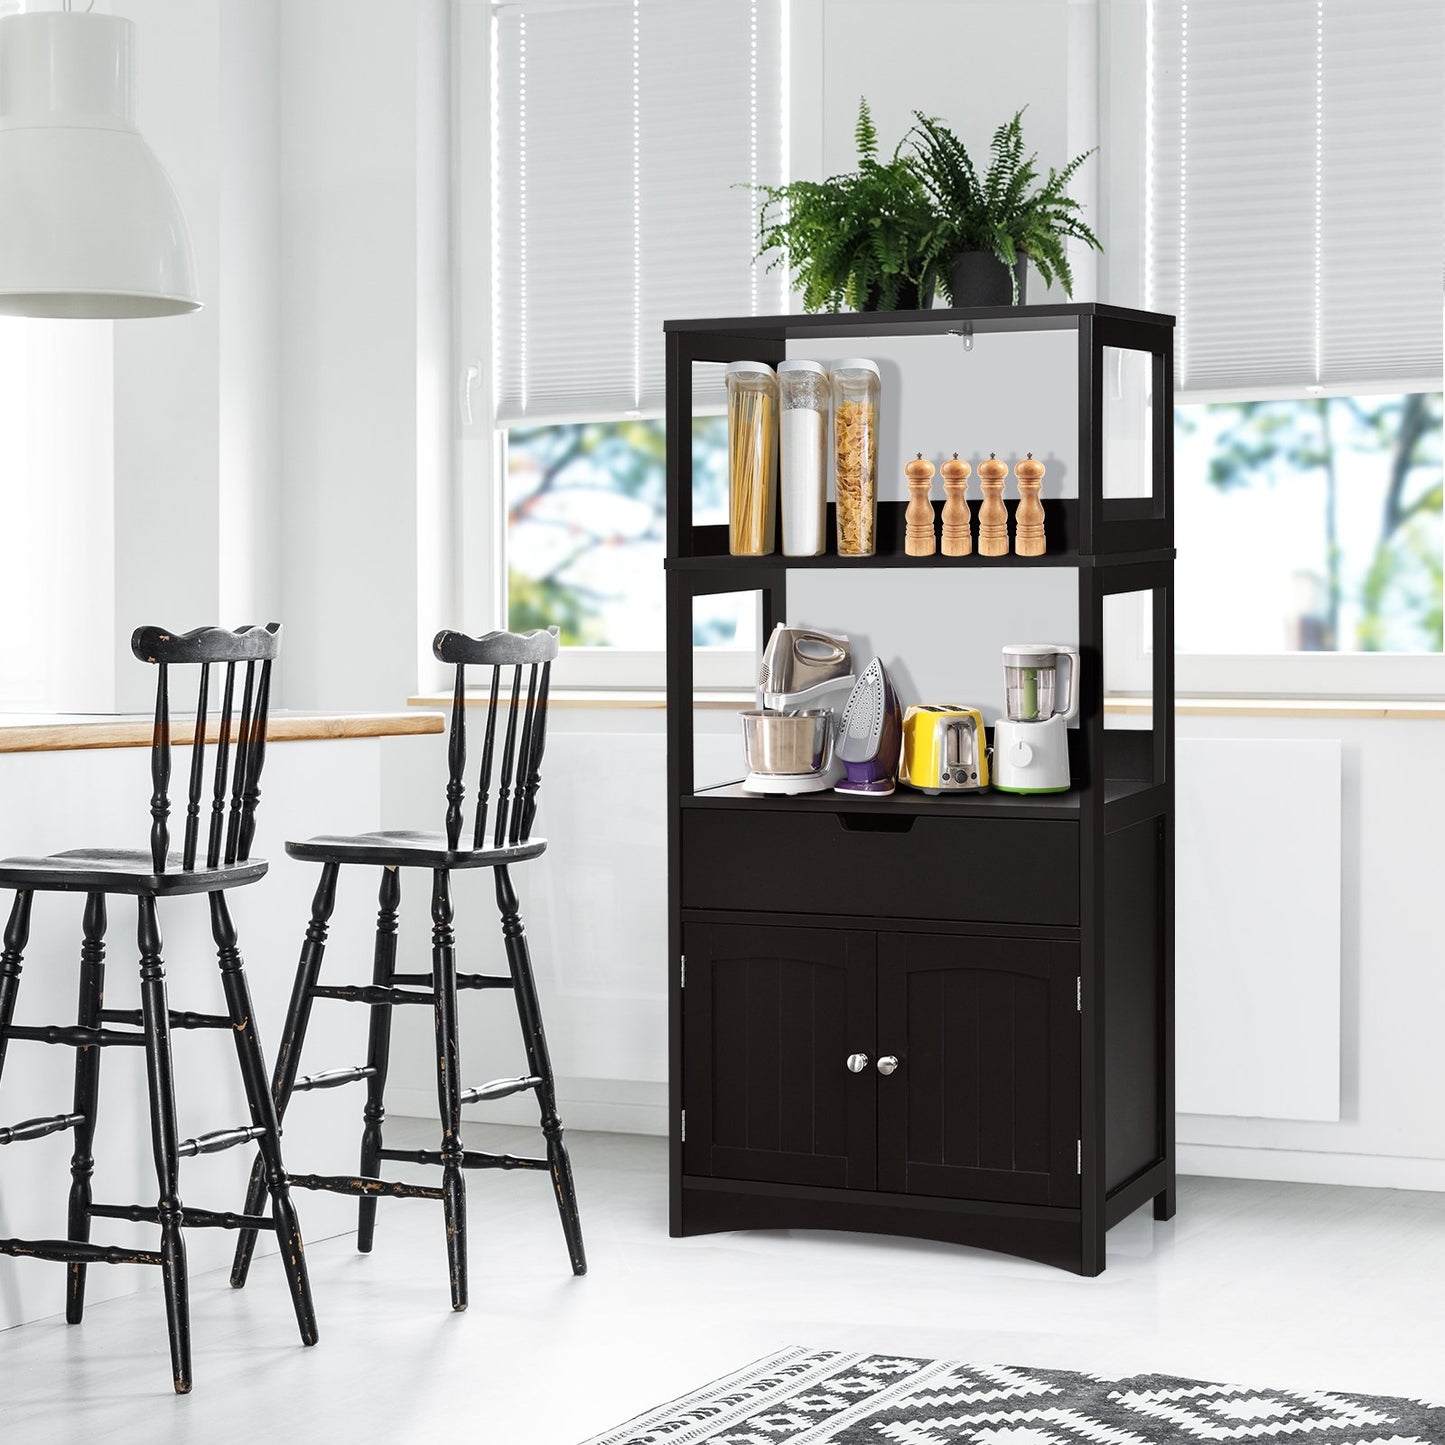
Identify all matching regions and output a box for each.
[1175,393,1442,655]
[506,416,736,649]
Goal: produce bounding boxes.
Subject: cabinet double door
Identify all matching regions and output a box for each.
[683,923,1080,1208]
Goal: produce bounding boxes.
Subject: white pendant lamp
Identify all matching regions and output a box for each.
[0,4,199,318]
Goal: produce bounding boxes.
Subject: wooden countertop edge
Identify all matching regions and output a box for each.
[0,711,446,755]
[407,690,1445,721]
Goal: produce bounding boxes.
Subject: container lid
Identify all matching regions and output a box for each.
[1002,643,1061,666]
[725,360,777,377]
[830,358,880,378]
[776,359,827,376]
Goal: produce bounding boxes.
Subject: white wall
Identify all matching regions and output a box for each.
[277,0,456,714]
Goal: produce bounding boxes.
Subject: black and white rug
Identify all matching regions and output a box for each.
[582,1347,1445,1444]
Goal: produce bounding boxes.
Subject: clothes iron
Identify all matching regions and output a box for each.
[835,657,902,798]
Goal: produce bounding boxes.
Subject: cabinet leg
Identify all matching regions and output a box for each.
[1154,1170,1177,1221]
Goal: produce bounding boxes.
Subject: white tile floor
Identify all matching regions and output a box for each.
[3,1119,1443,1444]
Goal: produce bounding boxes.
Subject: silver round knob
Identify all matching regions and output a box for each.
[846,1053,869,1073]
[876,1055,900,1076]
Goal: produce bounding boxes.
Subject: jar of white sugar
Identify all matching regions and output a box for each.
[777,360,828,556]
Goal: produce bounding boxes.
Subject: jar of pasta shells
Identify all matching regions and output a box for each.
[725,361,779,555]
[830,359,880,557]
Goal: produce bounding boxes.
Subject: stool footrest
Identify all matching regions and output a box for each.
[287,1172,444,1202]
[290,1065,377,1094]
[0,1112,85,1146]
[0,1237,163,1267]
[377,1146,548,1172]
[459,1075,542,1105]
[310,984,434,1006]
[1,1023,145,1048]
[99,1008,232,1031]
[177,1125,266,1159]
[390,971,514,991]
[88,1203,278,1232]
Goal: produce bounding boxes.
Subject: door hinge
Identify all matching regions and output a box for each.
[1076,976,1081,1012]
[1077,1139,1082,1175]
[680,954,686,989]
[681,1109,687,1142]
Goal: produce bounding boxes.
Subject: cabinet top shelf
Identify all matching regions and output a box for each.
[663,301,1175,340]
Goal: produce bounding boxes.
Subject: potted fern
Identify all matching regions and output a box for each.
[754,99,941,312]
[908,109,1102,306]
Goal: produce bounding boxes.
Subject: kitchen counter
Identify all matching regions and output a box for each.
[0,710,445,754]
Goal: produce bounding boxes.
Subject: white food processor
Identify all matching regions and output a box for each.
[991,643,1079,794]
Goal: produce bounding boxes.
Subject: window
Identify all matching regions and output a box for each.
[506,414,741,649]
[488,0,787,678]
[1104,0,1445,693]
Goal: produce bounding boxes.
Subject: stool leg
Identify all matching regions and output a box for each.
[0,891,32,1088]
[358,865,401,1252]
[211,892,318,1348]
[496,865,585,1276]
[66,892,107,1324]
[137,896,191,1395]
[430,868,467,1310]
[231,862,338,1289]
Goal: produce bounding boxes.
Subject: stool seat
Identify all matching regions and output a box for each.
[285,830,546,870]
[0,850,269,897]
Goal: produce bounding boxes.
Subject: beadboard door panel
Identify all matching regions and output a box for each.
[683,923,876,1190]
[876,932,1080,1206]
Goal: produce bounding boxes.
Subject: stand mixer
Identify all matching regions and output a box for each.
[991,643,1079,794]
[740,625,855,794]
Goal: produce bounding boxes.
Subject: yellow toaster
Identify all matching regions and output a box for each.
[900,705,989,793]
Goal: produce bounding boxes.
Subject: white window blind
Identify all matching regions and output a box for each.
[1148,0,1444,396]
[493,0,785,425]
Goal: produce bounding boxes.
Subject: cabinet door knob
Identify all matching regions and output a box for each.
[846,1053,869,1073]
[876,1055,900,1076]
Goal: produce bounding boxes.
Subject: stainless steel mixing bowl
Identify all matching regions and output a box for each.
[739,709,832,776]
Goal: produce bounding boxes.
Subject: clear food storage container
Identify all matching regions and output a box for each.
[777,360,828,556]
[725,361,779,555]
[831,358,880,557]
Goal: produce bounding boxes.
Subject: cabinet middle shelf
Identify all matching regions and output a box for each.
[685,778,1155,819]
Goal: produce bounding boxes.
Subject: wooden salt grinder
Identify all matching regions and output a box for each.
[1014,453,1046,557]
[904,453,936,556]
[977,453,1010,557]
[940,454,972,556]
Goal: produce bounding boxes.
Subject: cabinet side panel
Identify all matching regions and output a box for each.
[1104,818,1163,1193]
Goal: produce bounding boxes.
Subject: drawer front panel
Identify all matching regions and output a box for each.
[682,811,1078,927]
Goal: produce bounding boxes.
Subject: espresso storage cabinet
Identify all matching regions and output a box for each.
[665,303,1176,1275]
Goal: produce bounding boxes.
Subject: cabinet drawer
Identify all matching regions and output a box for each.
[682,810,1078,927]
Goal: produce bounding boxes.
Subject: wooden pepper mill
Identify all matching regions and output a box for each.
[940,453,972,556]
[1013,453,1046,557]
[977,452,1010,557]
[904,453,936,556]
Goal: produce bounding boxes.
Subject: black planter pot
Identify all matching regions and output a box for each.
[859,276,936,312]
[949,251,1029,307]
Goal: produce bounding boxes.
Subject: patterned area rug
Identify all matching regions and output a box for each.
[581,1347,1445,1444]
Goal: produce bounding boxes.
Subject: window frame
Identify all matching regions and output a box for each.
[1100,3,1444,700]
[458,0,785,692]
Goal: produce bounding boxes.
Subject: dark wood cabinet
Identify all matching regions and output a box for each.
[664,304,1176,1276]
[683,923,876,1190]
[876,933,1079,1207]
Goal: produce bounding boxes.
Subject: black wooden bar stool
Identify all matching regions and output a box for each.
[229,625,584,1311]
[0,624,315,1394]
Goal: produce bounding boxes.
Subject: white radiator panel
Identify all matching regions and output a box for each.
[1175,738,1342,1121]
